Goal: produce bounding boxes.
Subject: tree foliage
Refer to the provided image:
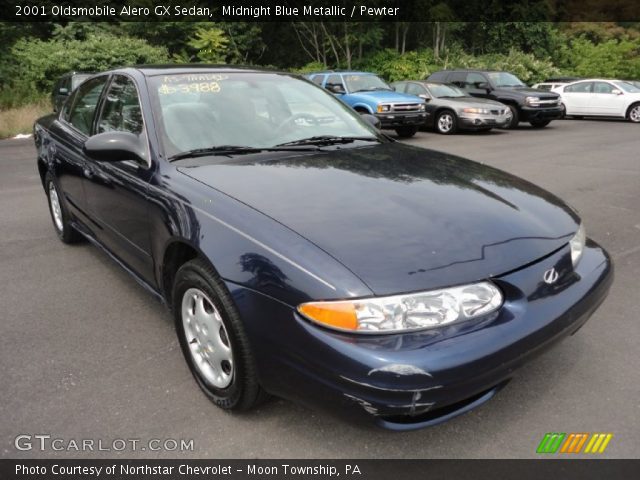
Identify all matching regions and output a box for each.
[2,32,168,108]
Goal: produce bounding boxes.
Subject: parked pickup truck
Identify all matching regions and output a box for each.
[427,69,563,129]
[307,71,427,137]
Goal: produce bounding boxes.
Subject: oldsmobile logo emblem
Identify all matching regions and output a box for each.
[543,267,560,284]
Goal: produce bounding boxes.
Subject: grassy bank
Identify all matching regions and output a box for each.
[0,100,51,139]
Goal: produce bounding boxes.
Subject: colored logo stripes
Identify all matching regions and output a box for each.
[537,433,613,454]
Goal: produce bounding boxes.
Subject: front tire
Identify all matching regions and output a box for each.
[627,103,640,123]
[45,172,82,244]
[435,110,458,134]
[173,258,265,411]
[505,105,519,129]
[394,125,418,138]
[530,119,551,128]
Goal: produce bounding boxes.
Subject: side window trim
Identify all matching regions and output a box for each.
[92,74,115,136]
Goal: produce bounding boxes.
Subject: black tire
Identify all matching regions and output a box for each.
[394,125,418,138]
[434,110,458,135]
[559,103,566,119]
[530,119,551,128]
[505,105,519,129]
[626,102,640,123]
[173,257,266,411]
[44,172,82,244]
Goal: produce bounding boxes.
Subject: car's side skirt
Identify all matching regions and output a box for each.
[70,220,166,305]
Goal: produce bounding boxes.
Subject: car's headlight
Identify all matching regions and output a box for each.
[462,107,490,114]
[298,281,503,334]
[525,96,540,106]
[570,223,586,267]
[418,103,426,111]
[377,104,391,113]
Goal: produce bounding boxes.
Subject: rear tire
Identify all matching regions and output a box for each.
[627,103,640,123]
[435,110,458,134]
[505,105,519,129]
[45,172,82,244]
[529,119,551,128]
[394,126,418,138]
[173,257,267,411]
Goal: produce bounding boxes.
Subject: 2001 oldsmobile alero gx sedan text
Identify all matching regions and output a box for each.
[34,66,612,430]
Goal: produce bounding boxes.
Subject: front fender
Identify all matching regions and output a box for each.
[148,167,373,307]
[350,102,374,114]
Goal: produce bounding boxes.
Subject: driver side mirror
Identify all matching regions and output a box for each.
[476,82,491,91]
[612,89,623,95]
[83,131,147,164]
[327,84,346,95]
[58,87,69,96]
[418,94,431,101]
[360,113,381,130]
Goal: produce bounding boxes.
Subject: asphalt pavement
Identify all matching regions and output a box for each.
[1,118,638,459]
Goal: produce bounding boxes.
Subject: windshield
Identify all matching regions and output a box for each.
[149,72,378,156]
[487,72,526,88]
[427,84,466,98]
[343,74,392,93]
[615,81,640,93]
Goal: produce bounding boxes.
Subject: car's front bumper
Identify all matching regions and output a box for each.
[228,240,612,430]
[376,112,428,128]
[520,105,564,121]
[458,113,511,129]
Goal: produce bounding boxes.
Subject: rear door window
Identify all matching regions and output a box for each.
[565,82,593,93]
[449,72,466,88]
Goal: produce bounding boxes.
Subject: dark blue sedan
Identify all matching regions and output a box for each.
[34,66,612,430]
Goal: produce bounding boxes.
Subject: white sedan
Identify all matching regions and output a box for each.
[552,79,640,123]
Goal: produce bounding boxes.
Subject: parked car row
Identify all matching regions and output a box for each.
[307,69,640,136]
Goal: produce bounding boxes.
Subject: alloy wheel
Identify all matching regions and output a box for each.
[181,288,234,389]
[48,182,64,232]
[629,105,640,123]
[437,113,454,133]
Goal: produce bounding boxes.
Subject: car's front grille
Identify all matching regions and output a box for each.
[391,103,422,112]
[533,98,560,107]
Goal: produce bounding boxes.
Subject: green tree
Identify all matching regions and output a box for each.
[187,26,229,63]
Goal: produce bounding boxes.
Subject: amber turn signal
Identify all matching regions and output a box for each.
[298,301,358,331]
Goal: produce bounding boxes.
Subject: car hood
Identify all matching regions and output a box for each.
[179,144,579,296]
[434,97,507,109]
[348,90,423,103]
[496,86,560,98]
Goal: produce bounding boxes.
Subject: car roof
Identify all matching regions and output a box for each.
[434,69,503,73]
[566,78,623,83]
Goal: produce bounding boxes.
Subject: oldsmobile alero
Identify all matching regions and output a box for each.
[34,66,612,430]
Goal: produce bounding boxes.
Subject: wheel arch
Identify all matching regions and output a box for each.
[352,103,373,114]
[625,101,640,121]
[160,239,210,307]
[37,157,48,189]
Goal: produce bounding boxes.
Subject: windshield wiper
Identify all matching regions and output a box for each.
[275,135,380,147]
[168,145,318,162]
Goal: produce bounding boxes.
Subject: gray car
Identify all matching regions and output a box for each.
[392,81,511,134]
